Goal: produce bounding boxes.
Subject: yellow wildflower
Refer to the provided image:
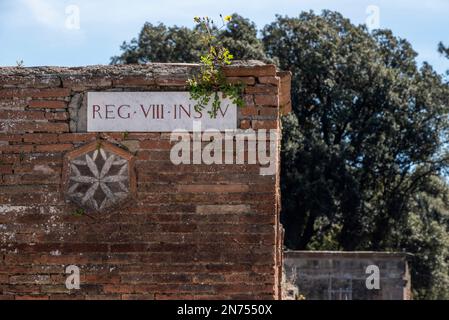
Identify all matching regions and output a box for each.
[224,15,232,22]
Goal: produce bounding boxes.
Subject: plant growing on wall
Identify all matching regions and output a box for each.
[188,15,245,118]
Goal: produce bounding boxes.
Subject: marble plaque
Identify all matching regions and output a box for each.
[87,92,237,132]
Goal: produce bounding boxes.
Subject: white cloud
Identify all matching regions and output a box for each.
[21,0,64,28]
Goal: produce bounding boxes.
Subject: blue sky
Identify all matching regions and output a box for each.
[0,0,448,74]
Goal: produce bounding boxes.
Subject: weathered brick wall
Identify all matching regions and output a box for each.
[283,251,412,300]
[0,61,290,300]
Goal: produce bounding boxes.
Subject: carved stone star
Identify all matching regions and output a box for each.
[63,141,135,212]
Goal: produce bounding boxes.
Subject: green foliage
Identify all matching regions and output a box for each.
[263,11,446,247]
[187,15,245,118]
[438,42,449,79]
[218,14,269,62]
[398,176,449,299]
[438,42,449,60]
[263,10,449,298]
[111,23,202,64]
[110,13,268,64]
[72,208,86,216]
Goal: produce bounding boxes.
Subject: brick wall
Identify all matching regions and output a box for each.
[0,61,291,300]
[283,251,412,300]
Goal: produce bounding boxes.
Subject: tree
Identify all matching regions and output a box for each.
[111,23,202,64]
[218,14,267,61]
[399,175,449,299]
[263,11,449,296]
[438,42,449,80]
[111,14,267,64]
[438,42,449,60]
[263,10,449,248]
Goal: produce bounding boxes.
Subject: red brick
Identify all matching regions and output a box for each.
[258,76,280,85]
[103,285,135,294]
[0,134,22,142]
[110,244,148,252]
[9,275,51,285]
[86,295,121,300]
[243,94,255,107]
[58,133,97,143]
[0,144,34,153]
[240,120,251,129]
[254,94,278,106]
[0,122,69,133]
[0,110,46,121]
[226,77,256,85]
[277,70,292,81]
[280,101,292,115]
[139,140,172,150]
[28,100,67,109]
[136,150,171,161]
[0,165,13,174]
[279,88,291,106]
[23,133,59,144]
[100,132,125,141]
[45,112,68,121]
[62,77,112,91]
[0,154,20,164]
[258,107,279,116]
[113,77,156,87]
[245,84,278,94]
[122,294,154,300]
[127,133,161,140]
[177,184,249,193]
[252,120,279,130]
[35,144,72,152]
[60,243,109,252]
[0,75,61,88]
[82,274,121,284]
[239,106,258,117]
[0,88,70,99]
[15,295,50,300]
[155,76,188,86]
[34,88,71,98]
[223,64,277,77]
[2,284,40,294]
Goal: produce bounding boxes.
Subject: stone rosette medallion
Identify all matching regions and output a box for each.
[62,141,136,212]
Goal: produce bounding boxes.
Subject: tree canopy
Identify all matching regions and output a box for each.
[111,14,267,64]
[264,11,449,248]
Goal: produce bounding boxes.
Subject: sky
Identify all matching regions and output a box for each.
[0,0,448,74]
